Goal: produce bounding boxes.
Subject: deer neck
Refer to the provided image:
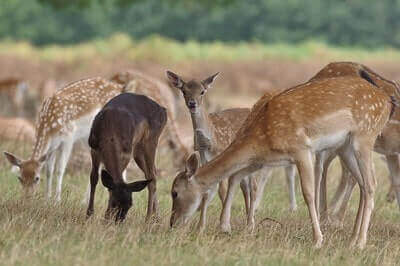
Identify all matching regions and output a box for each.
[194,139,258,191]
[31,129,50,161]
[190,106,215,162]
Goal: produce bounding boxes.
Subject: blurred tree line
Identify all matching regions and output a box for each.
[0,0,399,47]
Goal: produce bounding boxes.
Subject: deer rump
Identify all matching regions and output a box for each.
[88,93,167,153]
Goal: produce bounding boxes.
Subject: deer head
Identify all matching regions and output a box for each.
[166,71,219,114]
[3,151,52,194]
[101,170,151,222]
[170,153,204,227]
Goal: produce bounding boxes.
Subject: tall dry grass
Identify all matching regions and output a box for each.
[1,139,400,266]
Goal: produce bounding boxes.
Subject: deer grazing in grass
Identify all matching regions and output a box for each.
[170,76,393,249]
[166,71,297,231]
[87,93,166,222]
[0,77,29,115]
[110,70,191,166]
[4,77,125,199]
[307,62,400,224]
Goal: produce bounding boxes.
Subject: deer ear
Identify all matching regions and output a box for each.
[166,70,184,89]
[3,151,22,167]
[185,152,200,177]
[202,72,219,89]
[101,170,115,190]
[127,179,152,193]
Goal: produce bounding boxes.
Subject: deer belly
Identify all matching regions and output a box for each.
[71,109,101,142]
[309,130,349,152]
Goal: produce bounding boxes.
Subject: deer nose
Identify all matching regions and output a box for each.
[188,100,196,108]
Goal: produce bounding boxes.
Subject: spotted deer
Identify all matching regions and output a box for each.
[0,116,35,143]
[308,62,400,224]
[110,70,191,166]
[4,77,124,200]
[166,71,297,231]
[170,76,393,249]
[0,77,29,115]
[87,93,166,222]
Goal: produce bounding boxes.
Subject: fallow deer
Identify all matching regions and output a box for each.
[87,93,166,222]
[110,70,191,166]
[166,71,297,231]
[0,116,35,143]
[308,62,400,224]
[170,76,393,249]
[4,77,125,200]
[0,77,29,115]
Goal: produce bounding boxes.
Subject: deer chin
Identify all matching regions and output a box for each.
[189,107,199,114]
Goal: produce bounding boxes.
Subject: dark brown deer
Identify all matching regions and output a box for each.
[86,93,167,222]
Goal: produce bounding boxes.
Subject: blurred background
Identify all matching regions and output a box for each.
[1,0,400,168]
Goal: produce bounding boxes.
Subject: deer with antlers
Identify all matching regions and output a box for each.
[4,77,125,199]
[166,71,297,231]
[307,62,400,224]
[87,93,166,222]
[170,75,393,249]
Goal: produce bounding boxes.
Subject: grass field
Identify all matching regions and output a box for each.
[1,140,400,266]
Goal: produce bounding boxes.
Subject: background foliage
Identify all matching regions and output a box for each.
[0,0,399,47]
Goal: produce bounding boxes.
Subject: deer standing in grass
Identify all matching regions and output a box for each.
[4,77,124,199]
[170,76,393,249]
[166,71,297,231]
[307,62,400,224]
[110,70,191,166]
[87,93,166,222]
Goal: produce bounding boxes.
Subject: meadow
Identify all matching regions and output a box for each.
[1,38,400,265]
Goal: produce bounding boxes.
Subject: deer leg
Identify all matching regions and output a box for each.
[315,149,336,221]
[45,151,57,199]
[86,151,100,217]
[385,154,400,210]
[329,165,356,227]
[220,166,260,233]
[55,139,74,202]
[198,185,217,232]
[295,150,323,248]
[135,141,158,221]
[285,165,297,212]
[353,138,375,249]
[220,174,239,233]
[247,167,272,232]
[218,179,228,203]
[239,176,251,217]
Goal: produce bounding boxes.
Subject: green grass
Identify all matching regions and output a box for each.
[1,34,400,63]
[1,140,400,266]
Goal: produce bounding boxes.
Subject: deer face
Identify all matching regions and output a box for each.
[166,71,219,114]
[101,170,151,222]
[3,151,49,194]
[170,153,203,227]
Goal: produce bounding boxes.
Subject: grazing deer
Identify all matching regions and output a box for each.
[170,76,393,249]
[308,62,400,224]
[0,116,35,143]
[0,77,29,115]
[110,70,191,166]
[87,93,166,222]
[4,77,124,200]
[166,71,297,231]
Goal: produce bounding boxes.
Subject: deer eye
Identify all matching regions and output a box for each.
[34,176,40,183]
[172,191,178,199]
[200,90,205,96]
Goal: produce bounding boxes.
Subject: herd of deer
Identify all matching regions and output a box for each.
[2,62,400,249]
